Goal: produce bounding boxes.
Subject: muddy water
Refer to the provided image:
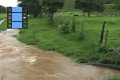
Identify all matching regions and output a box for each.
[0,29,120,80]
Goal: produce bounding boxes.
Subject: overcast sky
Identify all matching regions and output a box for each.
[0,0,18,7]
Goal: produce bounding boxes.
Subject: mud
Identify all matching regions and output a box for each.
[0,28,120,80]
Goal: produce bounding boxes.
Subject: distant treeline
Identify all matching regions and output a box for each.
[0,5,6,13]
[104,0,120,4]
[17,0,120,18]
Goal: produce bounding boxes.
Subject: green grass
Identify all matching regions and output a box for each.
[107,75,120,80]
[0,12,120,64]
[0,14,6,20]
[0,14,7,31]
[14,13,120,64]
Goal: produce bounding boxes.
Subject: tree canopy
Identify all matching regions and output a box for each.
[0,5,6,13]
[113,0,120,11]
[75,0,105,17]
[18,0,64,20]
[42,0,64,20]
[18,0,42,17]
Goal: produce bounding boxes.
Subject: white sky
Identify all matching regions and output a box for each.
[0,0,18,7]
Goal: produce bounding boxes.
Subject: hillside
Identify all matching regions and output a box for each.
[61,0,120,16]
[59,0,75,12]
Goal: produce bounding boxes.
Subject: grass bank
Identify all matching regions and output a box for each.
[0,14,7,31]
[17,13,120,64]
[0,13,120,64]
[0,14,6,19]
[107,75,120,80]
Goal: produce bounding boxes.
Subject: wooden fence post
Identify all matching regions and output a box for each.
[99,21,105,46]
[104,30,109,46]
[71,16,75,33]
[81,22,84,30]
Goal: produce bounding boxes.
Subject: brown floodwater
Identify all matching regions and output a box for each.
[0,29,120,80]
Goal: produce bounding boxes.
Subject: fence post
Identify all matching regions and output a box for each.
[99,21,105,46]
[81,22,84,30]
[104,30,109,46]
[71,16,75,33]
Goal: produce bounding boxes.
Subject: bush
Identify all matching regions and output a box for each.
[97,46,109,53]
[61,22,70,34]
[78,30,85,41]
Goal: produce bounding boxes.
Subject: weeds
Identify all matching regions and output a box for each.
[0,13,120,64]
[107,75,120,80]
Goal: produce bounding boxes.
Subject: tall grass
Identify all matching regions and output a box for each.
[0,14,7,31]
[16,13,120,64]
[0,13,120,64]
[107,75,120,80]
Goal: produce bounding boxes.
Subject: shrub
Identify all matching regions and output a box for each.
[107,75,120,80]
[61,22,70,34]
[97,46,109,53]
[78,30,85,41]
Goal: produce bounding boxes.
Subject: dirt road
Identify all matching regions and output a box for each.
[0,29,120,80]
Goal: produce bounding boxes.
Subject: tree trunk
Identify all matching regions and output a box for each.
[38,11,43,18]
[49,12,54,21]
[88,12,91,17]
[81,22,84,30]
[51,13,54,21]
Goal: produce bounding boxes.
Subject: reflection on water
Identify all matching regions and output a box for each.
[0,29,120,80]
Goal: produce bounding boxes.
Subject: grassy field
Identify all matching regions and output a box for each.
[0,14,6,19]
[16,13,120,64]
[0,13,120,64]
[0,14,7,31]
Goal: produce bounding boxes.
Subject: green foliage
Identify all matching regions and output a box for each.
[97,46,109,53]
[104,0,114,4]
[0,14,7,31]
[70,16,76,32]
[0,5,6,13]
[0,14,6,19]
[114,3,120,11]
[61,0,75,11]
[75,0,105,17]
[15,14,120,64]
[107,75,120,80]
[42,0,64,21]
[18,0,42,17]
[62,22,69,34]
[1,11,120,65]
[42,0,64,12]
[78,30,85,41]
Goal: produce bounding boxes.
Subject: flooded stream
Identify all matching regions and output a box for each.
[0,24,120,80]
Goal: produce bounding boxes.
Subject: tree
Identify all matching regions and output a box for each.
[75,0,105,17]
[103,0,113,4]
[18,0,42,18]
[0,5,6,13]
[42,0,64,21]
[113,0,120,11]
